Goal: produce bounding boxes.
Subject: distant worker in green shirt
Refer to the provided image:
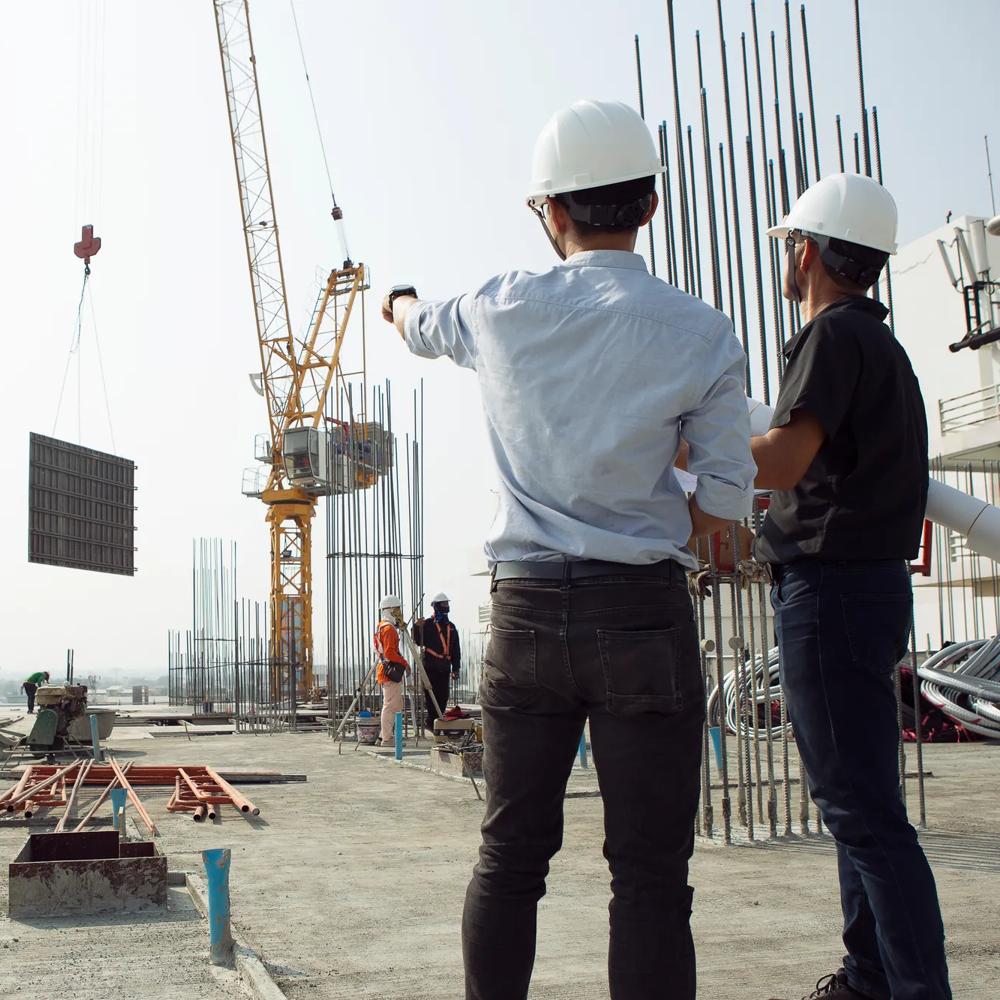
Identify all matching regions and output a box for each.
[21,671,49,714]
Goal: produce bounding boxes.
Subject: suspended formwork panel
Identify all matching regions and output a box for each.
[28,433,137,576]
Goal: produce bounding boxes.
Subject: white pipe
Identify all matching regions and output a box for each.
[970,219,990,279]
[936,239,959,289]
[745,398,1000,562]
[955,228,978,286]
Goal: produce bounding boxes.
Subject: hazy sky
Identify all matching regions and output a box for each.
[1,0,997,679]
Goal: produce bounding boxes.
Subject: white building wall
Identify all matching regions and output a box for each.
[892,215,1000,445]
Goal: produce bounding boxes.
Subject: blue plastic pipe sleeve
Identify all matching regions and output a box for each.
[89,714,102,763]
[110,787,127,832]
[577,731,589,769]
[202,848,235,966]
[394,711,403,760]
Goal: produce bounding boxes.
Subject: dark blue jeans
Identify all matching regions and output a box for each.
[772,560,951,1000]
[462,572,704,1000]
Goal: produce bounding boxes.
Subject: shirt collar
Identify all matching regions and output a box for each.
[783,294,890,357]
[560,250,649,272]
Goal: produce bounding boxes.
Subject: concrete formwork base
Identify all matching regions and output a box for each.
[8,831,166,918]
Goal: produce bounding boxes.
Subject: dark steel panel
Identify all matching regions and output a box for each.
[10,832,166,917]
[28,433,137,576]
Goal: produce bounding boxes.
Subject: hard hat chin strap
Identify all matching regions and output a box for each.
[784,235,803,303]
[530,203,567,261]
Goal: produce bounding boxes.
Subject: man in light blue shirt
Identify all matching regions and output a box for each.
[384,100,755,1000]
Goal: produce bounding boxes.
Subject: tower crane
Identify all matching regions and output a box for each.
[213,0,382,697]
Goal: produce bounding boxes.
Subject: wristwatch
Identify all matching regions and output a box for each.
[387,284,418,313]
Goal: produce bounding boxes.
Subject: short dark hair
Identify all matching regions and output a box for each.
[555,175,656,235]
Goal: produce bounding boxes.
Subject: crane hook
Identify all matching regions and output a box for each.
[74,224,102,274]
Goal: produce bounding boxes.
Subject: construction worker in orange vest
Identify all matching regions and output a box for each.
[412,592,461,734]
[374,595,411,747]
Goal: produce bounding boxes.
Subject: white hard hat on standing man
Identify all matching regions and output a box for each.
[526,99,664,259]
[768,173,897,300]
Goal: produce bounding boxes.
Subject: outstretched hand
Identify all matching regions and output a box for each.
[380,292,395,323]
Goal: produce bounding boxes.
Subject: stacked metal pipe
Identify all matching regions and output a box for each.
[918,638,1000,738]
[706,646,792,742]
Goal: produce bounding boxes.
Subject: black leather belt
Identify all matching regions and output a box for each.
[492,558,686,584]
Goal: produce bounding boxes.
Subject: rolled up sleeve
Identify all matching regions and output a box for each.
[681,323,756,520]
[403,294,479,371]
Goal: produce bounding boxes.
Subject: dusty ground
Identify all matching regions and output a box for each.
[0,733,996,999]
[0,882,243,999]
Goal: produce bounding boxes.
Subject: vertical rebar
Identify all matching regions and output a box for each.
[854,0,872,177]
[687,125,704,300]
[659,122,679,285]
[718,144,736,323]
[799,3,821,181]
[715,0,752,394]
[666,0,695,293]
[783,0,805,196]
[696,32,723,311]
[634,34,657,277]
[872,106,895,329]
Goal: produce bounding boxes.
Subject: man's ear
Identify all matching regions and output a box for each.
[547,197,571,235]
[640,190,659,226]
[799,237,820,273]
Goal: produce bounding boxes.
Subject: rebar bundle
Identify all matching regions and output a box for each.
[325,381,426,737]
[641,1,923,842]
[168,539,238,714]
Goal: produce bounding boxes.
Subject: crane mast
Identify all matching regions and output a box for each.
[213,0,368,698]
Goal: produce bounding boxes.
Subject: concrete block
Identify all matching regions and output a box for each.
[433,747,483,778]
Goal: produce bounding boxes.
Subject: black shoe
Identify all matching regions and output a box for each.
[769,970,871,1000]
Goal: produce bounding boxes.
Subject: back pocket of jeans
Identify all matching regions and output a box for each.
[597,628,689,716]
[841,593,913,674]
[482,627,537,706]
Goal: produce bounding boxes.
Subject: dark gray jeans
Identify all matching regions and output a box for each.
[462,569,704,1000]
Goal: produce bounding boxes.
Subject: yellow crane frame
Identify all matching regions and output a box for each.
[214,0,365,696]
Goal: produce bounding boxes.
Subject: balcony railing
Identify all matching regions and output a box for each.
[939,384,1000,434]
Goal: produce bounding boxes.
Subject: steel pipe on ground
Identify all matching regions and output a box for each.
[205,767,259,815]
[72,762,133,832]
[107,757,159,836]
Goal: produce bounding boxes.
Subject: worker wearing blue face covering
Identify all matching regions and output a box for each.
[412,592,461,734]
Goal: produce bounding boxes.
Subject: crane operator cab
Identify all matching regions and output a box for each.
[282,427,331,495]
[282,426,357,496]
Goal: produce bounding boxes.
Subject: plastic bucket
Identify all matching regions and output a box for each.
[356,716,380,745]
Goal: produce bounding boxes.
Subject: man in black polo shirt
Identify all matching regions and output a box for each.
[751,174,951,1000]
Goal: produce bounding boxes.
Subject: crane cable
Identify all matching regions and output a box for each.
[55,0,118,450]
[52,271,90,442]
[288,0,351,264]
[51,268,118,453]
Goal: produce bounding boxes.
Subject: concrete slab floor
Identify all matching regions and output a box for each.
[2,734,997,999]
[0,884,243,999]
